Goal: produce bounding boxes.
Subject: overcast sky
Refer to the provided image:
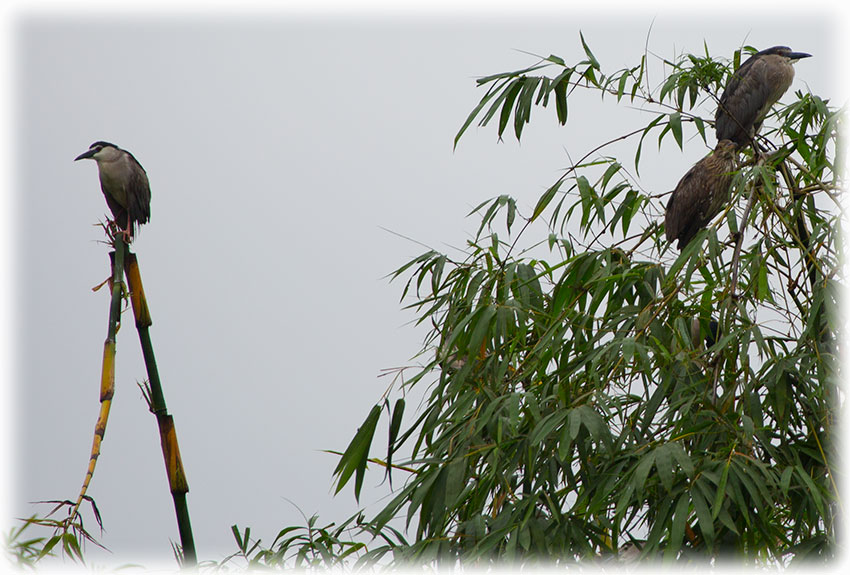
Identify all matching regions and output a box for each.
[2,1,845,570]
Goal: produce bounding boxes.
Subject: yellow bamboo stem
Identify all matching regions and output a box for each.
[69,239,126,524]
[124,252,196,564]
[158,415,189,494]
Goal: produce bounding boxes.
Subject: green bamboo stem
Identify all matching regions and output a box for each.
[70,236,127,524]
[124,251,197,567]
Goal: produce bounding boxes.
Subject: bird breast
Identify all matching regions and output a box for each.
[97,161,131,208]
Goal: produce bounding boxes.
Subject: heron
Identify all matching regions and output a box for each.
[715,46,811,148]
[75,141,151,241]
[665,139,738,250]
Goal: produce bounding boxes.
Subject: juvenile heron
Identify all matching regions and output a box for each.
[715,46,811,148]
[75,141,151,240]
[665,139,737,250]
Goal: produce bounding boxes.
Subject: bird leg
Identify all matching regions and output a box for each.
[100,217,123,244]
[120,213,133,244]
[104,215,132,244]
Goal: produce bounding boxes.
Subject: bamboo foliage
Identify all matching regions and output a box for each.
[227,35,841,568]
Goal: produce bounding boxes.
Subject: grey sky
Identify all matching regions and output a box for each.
[4,3,843,569]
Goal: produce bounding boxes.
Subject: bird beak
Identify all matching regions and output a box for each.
[74,149,96,161]
[789,52,812,61]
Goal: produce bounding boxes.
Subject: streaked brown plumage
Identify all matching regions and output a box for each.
[716,46,811,148]
[665,140,738,250]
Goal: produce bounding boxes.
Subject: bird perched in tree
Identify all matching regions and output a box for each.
[75,141,151,241]
[665,139,738,250]
[715,46,811,148]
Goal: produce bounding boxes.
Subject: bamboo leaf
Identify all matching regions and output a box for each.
[669,441,694,478]
[554,74,569,124]
[711,460,731,520]
[333,404,382,502]
[498,79,524,139]
[531,180,562,222]
[655,443,674,492]
[529,410,569,446]
[669,112,683,149]
[385,398,405,487]
[454,82,505,149]
[690,484,714,546]
[780,466,793,497]
[579,31,600,70]
[796,464,827,520]
[666,492,690,560]
[633,450,656,495]
[468,305,497,358]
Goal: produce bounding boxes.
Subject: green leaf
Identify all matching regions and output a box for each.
[669,441,694,478]
[545,54,566,66]
[467,305,497,358]
[756,260,770,301]
[796,464,827,520]
[568,407,582,441]
[577,175,595,231]
[506,197,516,232]
[669,112,683,149]
[37,535,61,560]
[529,410,569,446]
[514,76,541,140]
[666,492,690,560]
[531,180,562,222]
[780,466,793,497]
[634,114,666,175]
[498,79,524,140]
[690,484,715,546]
[554,73,569,124]
[454,81,505,149]
[655,443,674,492]
[332,404,382,502]
[633,450,656,495]
[577,405,612,450]
[579,31,600,70]
[616,72,629,102]
[385,398,405,487]
[600,161,622,190]
[712,460,731,520]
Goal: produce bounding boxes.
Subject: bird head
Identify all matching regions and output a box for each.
[715,139,738,156]
[74,141,122,163]
[758,46,812,62]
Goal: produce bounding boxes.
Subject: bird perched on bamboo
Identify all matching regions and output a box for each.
[665,139,738,250]
[75,141,151,241]
[715,46,811,148]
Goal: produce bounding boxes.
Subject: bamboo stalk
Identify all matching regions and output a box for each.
[124,252,197,566]
[70,236,127,524]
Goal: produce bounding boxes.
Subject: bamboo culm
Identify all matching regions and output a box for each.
[70,237,127,524]
[124,252,197,566]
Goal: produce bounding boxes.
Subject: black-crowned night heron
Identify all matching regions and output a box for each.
[665,139,738,250]
[75,141,151,240]
[715,46,811,148]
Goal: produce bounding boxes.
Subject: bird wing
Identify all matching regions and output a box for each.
[123,152,151,227]
[100,183,129,227]
[127,166,151,226]
[665,167,702,242]
[716,57,774,143]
